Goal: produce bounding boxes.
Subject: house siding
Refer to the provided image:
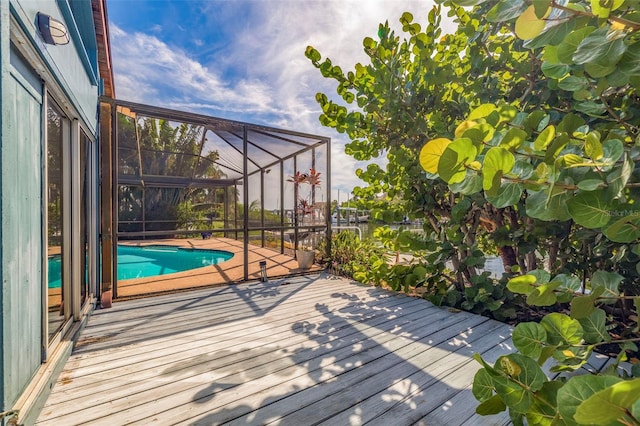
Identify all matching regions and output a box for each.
[2,58,43,410]
[1,0,102,419]
[10,0,99,132]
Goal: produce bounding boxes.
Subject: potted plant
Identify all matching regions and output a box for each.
[288,168,321,269]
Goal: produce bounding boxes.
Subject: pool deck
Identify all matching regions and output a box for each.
[49,237,322,303]
[37,274,518,425]
[115,238,323,298]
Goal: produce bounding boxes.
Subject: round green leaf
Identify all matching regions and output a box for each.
[483,147,515,192]
[585,131,603,160]
[540,312,583,345]
[451,198,472,222]
[400,11,414,25]
[542,62,569,80]
[566,191,613,229]
[502,353,547,391]
[507,274,537,295]
[577,308,610,344]
[455,120,478,138]
[557,27,596,65]
[576,179,603,191]
[449,173,483,195]
[542,45,561,64]
[557,113,586,135]
[551,345,593,371]
[603,213,640,243]
[437,138,478,184]
[591,0,624,18]
[513,322,547,359]
[558,75,588,91]
[544,133,570,164]
[526,381,564,425]
[534,0,551,17]
[499,128,528,150]
[534,125,555,151]
[584,61,617,79]
[499,105,518,122]
[485,182,523,208]
[570,295,595,320]
[493,354,547,413]
[476,395,507,416]
[473,368,495,402]
[486,0,528,22]
[515,5,548,40]
[493,375,533,414]
[412,265,427,278]
[557,375,621,422]
[559,153,588,168]
[527,19,575,50]
[529,269,551,284]
[608,69,630,87]
[305,46,321,62]
[590,270,623,303]
[419,138,451,174]
[527,281,561,306]
[601,139,624,165]
[573,28,626,66]
[462,123,495,144]
[619,42,640,76]
[525,190,571,222]
[553,274,581,291]
[574,378,640,424]
[511,160,534,179]
[526,111,550,132]
[468,103,497,120]
[605,153,633,198]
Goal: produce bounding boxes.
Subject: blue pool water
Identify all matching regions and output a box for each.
[48,256,63,289]
[48,245,234,288]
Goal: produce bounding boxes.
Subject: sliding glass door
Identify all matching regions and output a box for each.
[46,101,68,340]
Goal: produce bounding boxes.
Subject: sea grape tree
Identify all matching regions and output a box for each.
[308,0,640,422]
[305,4,595,313]
[418,0,640,422]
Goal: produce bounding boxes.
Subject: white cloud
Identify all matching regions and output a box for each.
[109,1,451,202]
[110,25,279,115]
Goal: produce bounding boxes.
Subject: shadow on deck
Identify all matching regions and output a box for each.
[36,274,513,425]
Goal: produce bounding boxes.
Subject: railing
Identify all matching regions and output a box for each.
[332,226,363,240]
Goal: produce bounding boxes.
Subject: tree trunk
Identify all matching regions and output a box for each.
[548,240,559,274]
[525,252,537,272]
[497,245,518,272]
[450,254,466,293]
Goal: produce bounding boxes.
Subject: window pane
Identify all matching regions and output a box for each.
[80,132,91,303]
[47,102,65,338]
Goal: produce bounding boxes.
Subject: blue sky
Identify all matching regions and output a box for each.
[106,0,449,202]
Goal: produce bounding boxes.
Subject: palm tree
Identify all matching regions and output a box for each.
[117,116,232,232]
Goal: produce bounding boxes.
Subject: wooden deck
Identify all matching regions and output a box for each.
[36,274,515,425]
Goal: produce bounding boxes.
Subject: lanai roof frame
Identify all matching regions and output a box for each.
[99,97,332,296]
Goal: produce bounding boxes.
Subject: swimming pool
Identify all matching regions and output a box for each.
[48,245,234,288]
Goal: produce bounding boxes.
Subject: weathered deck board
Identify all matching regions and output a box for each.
[160,309,494,425]
[223,313,493,425]
[36,274,513,425]
[46,289,419,411]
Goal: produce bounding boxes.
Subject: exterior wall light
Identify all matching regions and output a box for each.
[37,12,70,45]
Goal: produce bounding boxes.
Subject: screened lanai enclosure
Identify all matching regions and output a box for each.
[98,98,331,299]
